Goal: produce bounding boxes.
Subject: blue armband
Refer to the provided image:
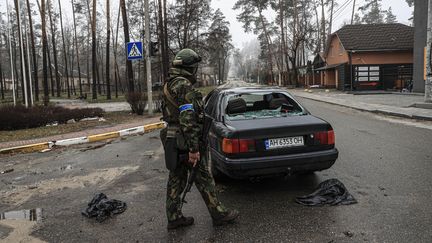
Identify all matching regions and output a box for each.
[179,104,194,113]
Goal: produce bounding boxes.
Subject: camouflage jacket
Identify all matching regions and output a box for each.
[163,68,204,153]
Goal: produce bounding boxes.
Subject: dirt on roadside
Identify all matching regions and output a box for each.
[0,112,158,144]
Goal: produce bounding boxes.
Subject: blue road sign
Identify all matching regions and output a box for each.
[126,42,143,60]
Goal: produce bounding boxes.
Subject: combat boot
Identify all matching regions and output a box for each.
[212,209,239,226]
[167,216,194,230]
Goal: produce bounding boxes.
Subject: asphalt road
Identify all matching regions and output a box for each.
[1,88,432,242]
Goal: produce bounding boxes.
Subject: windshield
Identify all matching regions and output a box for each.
[224,92,305,121]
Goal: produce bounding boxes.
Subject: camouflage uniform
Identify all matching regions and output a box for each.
[160,50,228,222]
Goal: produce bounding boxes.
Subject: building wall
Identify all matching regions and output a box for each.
[326,36,349,65]
[413,0,428,92]
[351,51,413,65]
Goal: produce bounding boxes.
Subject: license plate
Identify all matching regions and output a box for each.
[265,136,304,150]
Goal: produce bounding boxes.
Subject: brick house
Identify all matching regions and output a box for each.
[316,23,414,91]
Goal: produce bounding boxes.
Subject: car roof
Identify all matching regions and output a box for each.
[215,86,288,95]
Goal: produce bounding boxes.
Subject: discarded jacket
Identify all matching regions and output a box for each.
[295,179,357,206]
[82,193,127,222]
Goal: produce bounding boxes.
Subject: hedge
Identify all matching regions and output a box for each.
[0,105,104,131]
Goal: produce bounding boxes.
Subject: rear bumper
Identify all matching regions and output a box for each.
[211,148,338,179]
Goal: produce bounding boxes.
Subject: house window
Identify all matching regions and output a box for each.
[354,66,380,82]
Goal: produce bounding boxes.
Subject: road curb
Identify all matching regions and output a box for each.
[0,122,166,155]
[294,94,432,122]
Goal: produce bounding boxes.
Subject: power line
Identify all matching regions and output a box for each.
[333,0,353,16]
[333,0,355,22]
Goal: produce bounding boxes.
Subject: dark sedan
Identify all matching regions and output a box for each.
[204,87,338,179]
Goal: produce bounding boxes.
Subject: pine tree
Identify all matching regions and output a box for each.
[359,0,385,24]
[385,7,397,24]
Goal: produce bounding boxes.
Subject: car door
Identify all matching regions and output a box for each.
[204,91,220,150]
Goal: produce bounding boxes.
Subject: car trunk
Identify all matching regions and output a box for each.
[222,115,334,158]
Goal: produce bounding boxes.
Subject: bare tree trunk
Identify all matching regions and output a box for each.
[86,0,92,95]
[113,1,120,98]
[182,0,189,48]
[46,40,54,96]
[48,0,60,97]
[314,1,321,53]
[120,0,134,92]
[71,0,83,97]
[26,0,39,101]
[321,0,326,50]
[40,0,49,105]
[106,0,111,99]
[14,0,26,104]
[0,62,4,100]
[279,0,286,83]
[163,0,169,74]
[258,10,275,84]
[157,0,166,82]
[91,0,97,99]
[58,0,70,98]
[69,38,76,95]
[12,35,20,100]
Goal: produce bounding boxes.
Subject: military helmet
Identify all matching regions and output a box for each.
[172,49,202,68]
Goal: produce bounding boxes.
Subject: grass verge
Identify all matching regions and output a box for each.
[0,111,155,143]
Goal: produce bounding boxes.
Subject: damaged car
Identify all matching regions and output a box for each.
[204,87,338,179]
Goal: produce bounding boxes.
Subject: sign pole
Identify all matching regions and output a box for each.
[144,0,153,114]
[425,0,432,103]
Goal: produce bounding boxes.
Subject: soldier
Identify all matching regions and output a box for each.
[160,48,239,230]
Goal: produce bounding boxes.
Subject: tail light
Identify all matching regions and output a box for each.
[222,138,256,154]
[314,130,335,145]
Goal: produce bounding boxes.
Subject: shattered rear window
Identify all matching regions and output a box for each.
[225,92,304,120]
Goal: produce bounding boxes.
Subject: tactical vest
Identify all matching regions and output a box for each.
[162,76,186,124]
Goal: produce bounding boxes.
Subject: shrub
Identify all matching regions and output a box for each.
[126,92,147,115]
[0,105,104,131]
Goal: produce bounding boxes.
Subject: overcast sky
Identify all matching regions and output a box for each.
[212,0,414,48]
[1,0,413,49]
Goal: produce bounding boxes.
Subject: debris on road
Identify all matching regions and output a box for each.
[82,193,127,222]
[67,119,76,124]
[0,208,42,221]
[60,165,73,171]
[80,117,99,122]
[295,179,357,206]
[343,231,354,238]
[27,185,38,190]
[143,151,155,158]
[40,149,52,153]
[80,142,112,152]
[1,168,14,174]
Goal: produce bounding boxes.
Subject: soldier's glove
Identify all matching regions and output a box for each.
[188,152,200,167]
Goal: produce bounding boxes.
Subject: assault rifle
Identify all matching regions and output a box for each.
[179,153,200,208]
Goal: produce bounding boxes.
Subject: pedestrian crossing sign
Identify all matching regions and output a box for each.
[127,42,143,60]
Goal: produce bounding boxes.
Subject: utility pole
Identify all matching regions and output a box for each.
[351,0,356,25]
[426,0,432,102]
[6,0,16,105]
[328,0,334,35]
[144,0,153,114]
[17,0,29,107]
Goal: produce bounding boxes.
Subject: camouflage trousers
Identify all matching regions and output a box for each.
[166,154,228,222]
